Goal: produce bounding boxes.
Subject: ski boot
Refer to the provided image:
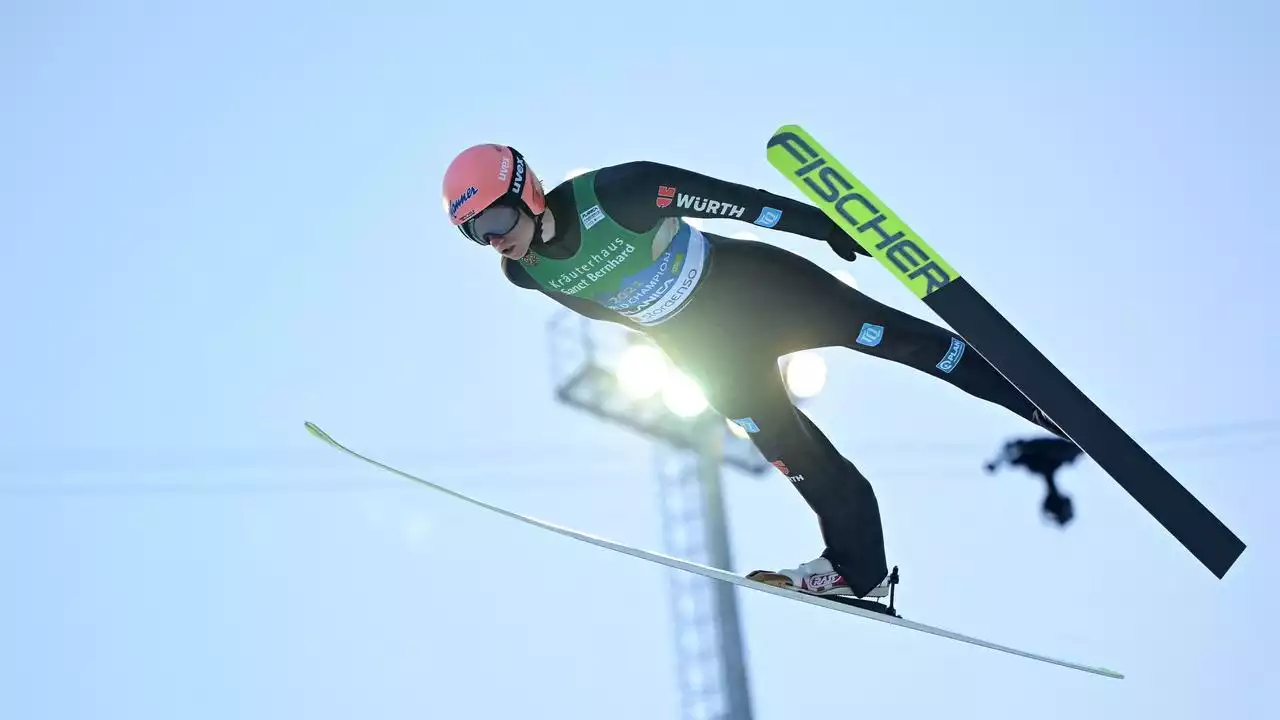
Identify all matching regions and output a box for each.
[746,555,891,599]
[747,555,901,616]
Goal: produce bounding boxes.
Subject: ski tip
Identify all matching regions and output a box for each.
[304,421,332,443]
[769,123,805,139]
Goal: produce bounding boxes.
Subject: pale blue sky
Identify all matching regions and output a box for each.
[3,1,1278,718]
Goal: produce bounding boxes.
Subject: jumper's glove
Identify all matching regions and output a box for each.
[824,225,871,262]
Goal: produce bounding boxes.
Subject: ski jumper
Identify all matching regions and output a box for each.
[503,161,1042,596]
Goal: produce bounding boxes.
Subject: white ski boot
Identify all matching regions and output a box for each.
[746,555,891,599]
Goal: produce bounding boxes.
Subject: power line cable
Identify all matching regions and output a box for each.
[1,417,1276,497]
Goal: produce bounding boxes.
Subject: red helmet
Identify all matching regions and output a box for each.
[442,144,546,244]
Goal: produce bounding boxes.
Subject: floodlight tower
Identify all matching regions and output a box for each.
[547,310,828,720]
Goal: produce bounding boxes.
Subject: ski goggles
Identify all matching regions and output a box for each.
[460,203,521,245]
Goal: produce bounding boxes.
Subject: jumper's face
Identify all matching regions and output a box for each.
[491,209,536,259]
[464,202,535,259]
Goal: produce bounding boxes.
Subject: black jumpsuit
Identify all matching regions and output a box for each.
[502,161,1045,597]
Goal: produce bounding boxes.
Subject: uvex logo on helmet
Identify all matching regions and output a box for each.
[510,156,526,197]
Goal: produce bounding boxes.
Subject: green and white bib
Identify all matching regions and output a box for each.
[518,171,710,326]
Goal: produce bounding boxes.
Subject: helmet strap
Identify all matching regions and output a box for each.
[531,211,546,244]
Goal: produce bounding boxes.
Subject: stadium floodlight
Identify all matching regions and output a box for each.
[783,350,827,399]
[615,342,670,400]
[662,369,709,418]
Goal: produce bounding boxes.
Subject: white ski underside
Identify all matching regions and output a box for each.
[304,421,1123,680]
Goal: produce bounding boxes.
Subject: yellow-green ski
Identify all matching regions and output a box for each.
[766,123,1245,580]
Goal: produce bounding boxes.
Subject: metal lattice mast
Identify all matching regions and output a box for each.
[547,313,769,720]
[654,417,752,720]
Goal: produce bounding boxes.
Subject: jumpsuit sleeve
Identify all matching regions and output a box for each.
[591,160,867,254]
